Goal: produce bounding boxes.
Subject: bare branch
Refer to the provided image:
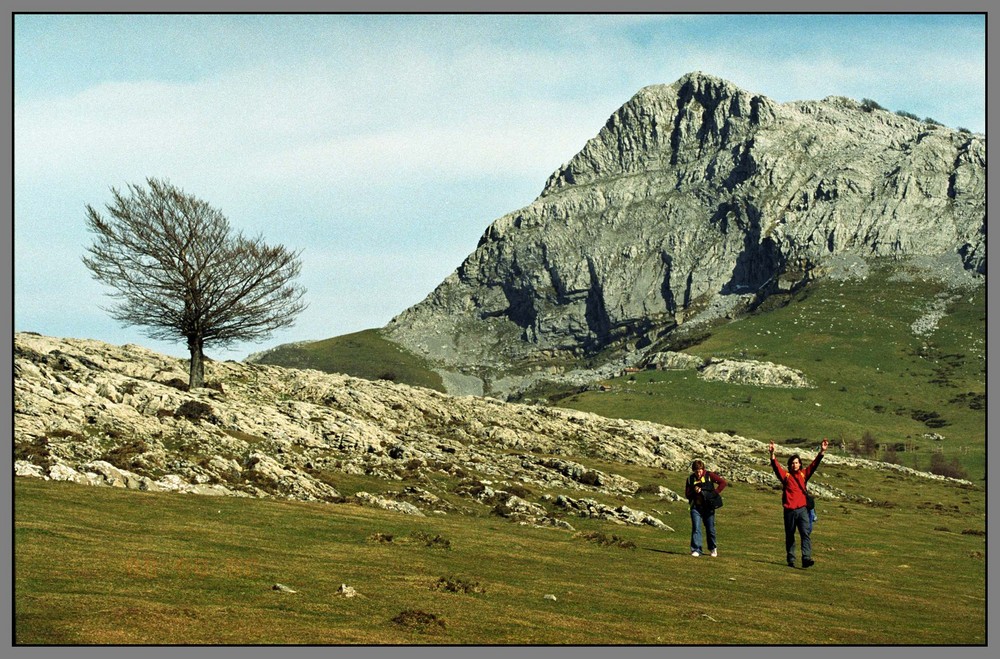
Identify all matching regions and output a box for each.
[82,178,308,386]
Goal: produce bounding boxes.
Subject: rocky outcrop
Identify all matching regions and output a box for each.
[14,333,967,525]
[552,495,674,531]
[383,72,984,396]
[647,351,706,371]
[645,351,810,388]
[699,359,812,389]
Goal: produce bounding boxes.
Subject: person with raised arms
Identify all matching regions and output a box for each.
[769,438,828,568]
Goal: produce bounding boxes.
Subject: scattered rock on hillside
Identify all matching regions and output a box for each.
[14,333,969,530]
[355,492,426,517]
[552,495,675,531]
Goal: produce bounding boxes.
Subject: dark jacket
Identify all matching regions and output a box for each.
[685,471,728,510]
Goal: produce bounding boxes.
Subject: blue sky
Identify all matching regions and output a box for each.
[13,14,986,361]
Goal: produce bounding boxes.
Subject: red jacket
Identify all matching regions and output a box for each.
[770,453,823,509]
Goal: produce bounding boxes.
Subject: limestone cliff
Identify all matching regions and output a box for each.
[383,72,985,394]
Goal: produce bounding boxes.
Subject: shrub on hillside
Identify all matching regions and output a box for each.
[929,452,967,480]
[861,431,878,456]
[410,531,452,550]
[103,438,151,471]
[432,576,485,594]
[911,409,948,428]
[203,380,225,394]
[505,482,532,499]
[861,98,886,112]
[881,444,900,465]
[46,428,85,440]
[15,437,53,467]
[574,531,636,550]
[668,331,711,351]
[949,392,984,411]
[163,378,189,392]
[175,400,216,422]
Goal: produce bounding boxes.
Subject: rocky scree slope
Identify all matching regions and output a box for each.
[14,333,960,529]
[383,72,984,396]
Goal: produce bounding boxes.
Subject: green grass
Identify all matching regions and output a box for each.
[14,261,985,645]
[250,329,445,392]
[254,265,984,482]
[15,462,985,645]
[544,267,985,479]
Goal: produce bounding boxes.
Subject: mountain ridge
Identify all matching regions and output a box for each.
[379,72,984,396]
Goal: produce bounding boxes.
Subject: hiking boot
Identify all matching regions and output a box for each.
[802,558,815,568]
[787,560,796,567]
[691,551,700,557]
[710,549,718,557]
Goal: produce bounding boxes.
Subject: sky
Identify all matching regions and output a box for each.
[12,13,987,362]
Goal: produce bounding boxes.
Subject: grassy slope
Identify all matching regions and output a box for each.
[250,329,446,392]
[15,265,985,645]
[15,468,985,645]
[252,267,984,481]
[544,268,986,479]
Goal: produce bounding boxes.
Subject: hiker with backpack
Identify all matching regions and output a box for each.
[685,459,728,557]
[769,438,828,568]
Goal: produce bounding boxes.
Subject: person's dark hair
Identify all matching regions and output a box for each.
[691,459,705,472]
[787,454,801,470]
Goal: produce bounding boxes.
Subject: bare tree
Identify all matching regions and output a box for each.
[83,178,307,388]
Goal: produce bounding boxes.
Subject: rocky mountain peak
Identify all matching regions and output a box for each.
[386,72,984,397]
[542,71,779,194]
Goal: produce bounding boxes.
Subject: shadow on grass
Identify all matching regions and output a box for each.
[644,546,806,570]
[643,547,695,556]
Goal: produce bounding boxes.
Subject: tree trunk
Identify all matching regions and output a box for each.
[188,335,205,389]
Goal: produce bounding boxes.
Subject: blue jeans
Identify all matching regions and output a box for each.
[783,506,812,563]
[690,506,716,553]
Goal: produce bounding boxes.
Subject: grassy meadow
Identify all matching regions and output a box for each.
[14,263,986,645]
[15,453,985,645]
[249,329,446,392]
[546,268,986,480]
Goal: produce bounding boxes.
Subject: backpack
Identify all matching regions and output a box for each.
[703,489,724,509]
[689,473,724,510]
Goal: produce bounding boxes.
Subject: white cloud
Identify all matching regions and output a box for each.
[15,55,610,202]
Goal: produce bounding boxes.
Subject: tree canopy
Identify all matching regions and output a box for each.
[83,178,307,387]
